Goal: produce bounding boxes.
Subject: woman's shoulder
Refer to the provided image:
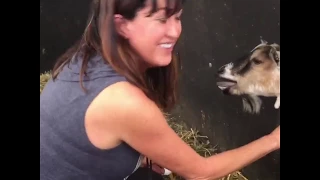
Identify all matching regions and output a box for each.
[96,81,148,108]
[86,81,157,127]
[85,81,165,148]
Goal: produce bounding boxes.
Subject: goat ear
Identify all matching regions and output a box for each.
[271,43,280,51]
[269,48,280,65]
[275,51,280,65]
[260,39,268,44]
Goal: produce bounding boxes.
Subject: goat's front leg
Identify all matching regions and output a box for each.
[274,95,280,109]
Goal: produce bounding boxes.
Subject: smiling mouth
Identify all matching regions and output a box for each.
[216,77,237,89]
[159,43,175,49]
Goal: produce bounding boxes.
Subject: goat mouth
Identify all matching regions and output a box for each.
[216,77,237,89]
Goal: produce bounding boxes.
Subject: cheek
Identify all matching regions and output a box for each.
[128,25,168,63]
[131,24,165,45]
[177,23,182,35]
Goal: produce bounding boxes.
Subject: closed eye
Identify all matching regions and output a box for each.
[157,18,167,23]
[252,58,263,65]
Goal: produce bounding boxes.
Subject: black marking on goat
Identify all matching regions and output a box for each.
[233,53,251,68]
[231,52,254,76]
[237,60,252,76]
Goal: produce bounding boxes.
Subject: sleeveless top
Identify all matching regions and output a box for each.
[40,54,144,180]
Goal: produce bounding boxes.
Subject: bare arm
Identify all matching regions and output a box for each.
[199,135,278,180]
[90,82,279,180]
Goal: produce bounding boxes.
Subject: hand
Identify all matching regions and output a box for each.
[269,126,280,149]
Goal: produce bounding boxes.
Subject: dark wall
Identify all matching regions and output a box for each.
[40,0,280,179]
[174,0,280,180]
[40,0,90,73]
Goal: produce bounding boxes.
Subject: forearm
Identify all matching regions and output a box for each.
[191,135,278,180]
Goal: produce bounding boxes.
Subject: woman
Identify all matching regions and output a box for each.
[40,0,280,180]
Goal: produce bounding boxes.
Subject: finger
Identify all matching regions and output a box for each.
[152,164,165,175]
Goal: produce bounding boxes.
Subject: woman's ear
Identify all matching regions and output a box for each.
[114,14,130,39]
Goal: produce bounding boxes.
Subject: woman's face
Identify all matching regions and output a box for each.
[120,0,183,68]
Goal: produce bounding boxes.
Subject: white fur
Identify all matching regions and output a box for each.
[274,96,280,109]
[221,63,237,81]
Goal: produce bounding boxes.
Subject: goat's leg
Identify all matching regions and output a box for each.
[274,95,280,109]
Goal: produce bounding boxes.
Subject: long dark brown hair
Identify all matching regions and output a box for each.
[52,0,185,111]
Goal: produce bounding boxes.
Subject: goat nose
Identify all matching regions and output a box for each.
[218,65,226,74]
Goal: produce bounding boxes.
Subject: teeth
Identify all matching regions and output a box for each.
[160,43,173,48]
[218,86,227,90]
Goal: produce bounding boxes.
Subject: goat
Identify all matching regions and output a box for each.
[215,39,280,114]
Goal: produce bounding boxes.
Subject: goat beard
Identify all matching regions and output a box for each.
[242,94,280,114]
[242,94,262,114]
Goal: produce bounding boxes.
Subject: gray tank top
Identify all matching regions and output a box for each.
[40,54,144,180]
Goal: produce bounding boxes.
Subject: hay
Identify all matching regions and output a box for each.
[164,116,248,180]
[40,71,51,93]
[40,72,248,180]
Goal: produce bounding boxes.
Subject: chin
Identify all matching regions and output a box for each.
[159,60,172,67]
[150,57,172,67]
[161,55,173,65]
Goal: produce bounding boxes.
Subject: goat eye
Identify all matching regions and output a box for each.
[252,58,262,65]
